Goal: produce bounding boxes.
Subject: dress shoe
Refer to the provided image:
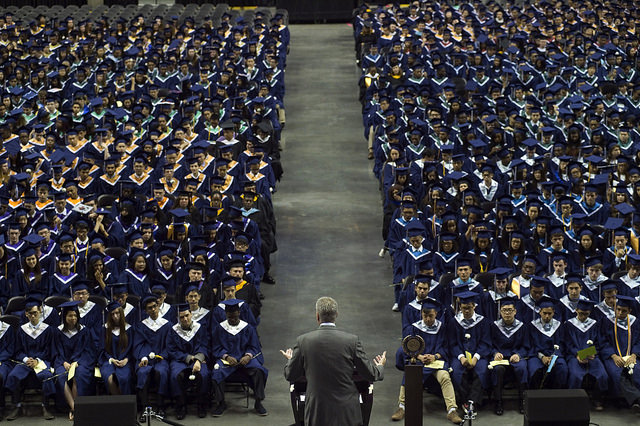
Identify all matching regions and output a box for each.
[262,274,276,284]
[157,407,166,418]
[519,398,525,414]
[198,405,207,418]
[255,400,268,416]
[632,401,640,414]
[139,412,147,422]
[391,407,404,420]
[446,410,463,424]
[42,406,55,420]
[593,400,604,411]
[494,400,503,416]
[211,401,226,417]
[5,406,19,421]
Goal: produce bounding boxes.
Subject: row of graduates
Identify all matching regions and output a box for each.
[0,179,276,309]
[385,193,640,282]
[388,278,640,423]
[0,280,268,421]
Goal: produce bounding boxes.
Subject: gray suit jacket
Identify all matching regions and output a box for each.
[284,324,384,426]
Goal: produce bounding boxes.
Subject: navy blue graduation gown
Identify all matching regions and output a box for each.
[210,320,267,384]
[489,319,528,385]
[134,317,171,397]
[99,325,134,394]
[526,318,568,387]
[119,269,151,298]
[397,319,449,386]
[446,312,491,389]
[211,300,257,328]
[0,321,16,381]
[599,315,640,393]
[53,325,97,396]
[562,317,608,390]
[167,321,210,393]
[50,272,79,297]
[6,321,56,397]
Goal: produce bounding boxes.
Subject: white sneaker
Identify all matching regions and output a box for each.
[392,303,400,312]
[378,248,387,257]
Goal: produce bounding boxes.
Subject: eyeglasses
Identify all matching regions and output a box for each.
[500,308,515,313]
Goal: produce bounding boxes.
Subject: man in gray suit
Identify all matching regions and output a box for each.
[281,296,387,426]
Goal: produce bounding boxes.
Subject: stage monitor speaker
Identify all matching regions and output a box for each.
[523,389,590,426]
[74,395,137,426]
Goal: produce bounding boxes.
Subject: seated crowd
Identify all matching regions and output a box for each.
[0,6,289,422]
[353,1,640,424]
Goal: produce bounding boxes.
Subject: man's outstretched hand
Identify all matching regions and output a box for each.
[280,348,293,360]
[374,351,387,367]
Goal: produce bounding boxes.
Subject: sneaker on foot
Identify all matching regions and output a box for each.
[392,303,400,312]
[391,407,404,421]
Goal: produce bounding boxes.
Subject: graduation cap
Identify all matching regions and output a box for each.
[565,274,583,286]
[600,280,618,292]
[58,300,81,313]
[614,203,634,215]
[531,276,549,289]
[490,267,511,280]
[627,254,640,266]
[107,283,128,296]
[535,295,556,309]
[454,291,478,304]
[25,295,43,309]
[498,296,517,308]
[616,295,636,309]
[221,299,241,313]
[576,299,595,311]
[420,298,441,311]
[106,301,121,313]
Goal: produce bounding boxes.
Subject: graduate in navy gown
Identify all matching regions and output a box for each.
[527,296,568,389]
[211,277,258,327]
[482,268,518,323]
[134,294,171,419]
[5,296,56,420]
[50,253,79,297]
[53,301,97,420]
[599,295,640,411]
[99,301,134,395]
[119,250,152,297]
[0,315,16,418]
[184,284,212,331]
[392,222,431,308]
[167,303,209,420]
[71,282,103,345]
[400,277,438,332]
[391,299,462,424]
[211,299,268,416]
[489,297,528,415]
[563,299,607,411]
[446,291,490,406]
[516,276,547,324]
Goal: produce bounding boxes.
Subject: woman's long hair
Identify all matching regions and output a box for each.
[105,306,128,354]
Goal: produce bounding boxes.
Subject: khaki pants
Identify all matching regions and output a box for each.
[398,370,457,411]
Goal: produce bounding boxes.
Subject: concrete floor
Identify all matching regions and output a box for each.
[14,23,638,426]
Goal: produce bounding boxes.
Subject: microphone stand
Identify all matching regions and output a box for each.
[140,406,186,426]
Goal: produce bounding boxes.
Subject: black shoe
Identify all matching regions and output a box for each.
[211,402,226,417]
[43,406,55,420]
[494,400,503,416]
[519,398,525,414]
[255,400,268,416]
[259,291,265,300]
[632,401,640,414]
[176,406,186,420]
[139,412,147,422]
[5,406,19,421]
[262,274,276,284]
[198,405,207,418]
[157,407,166,418]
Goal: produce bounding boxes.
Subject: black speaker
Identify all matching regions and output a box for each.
[524,389,590,426]
[74,395,137,426]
